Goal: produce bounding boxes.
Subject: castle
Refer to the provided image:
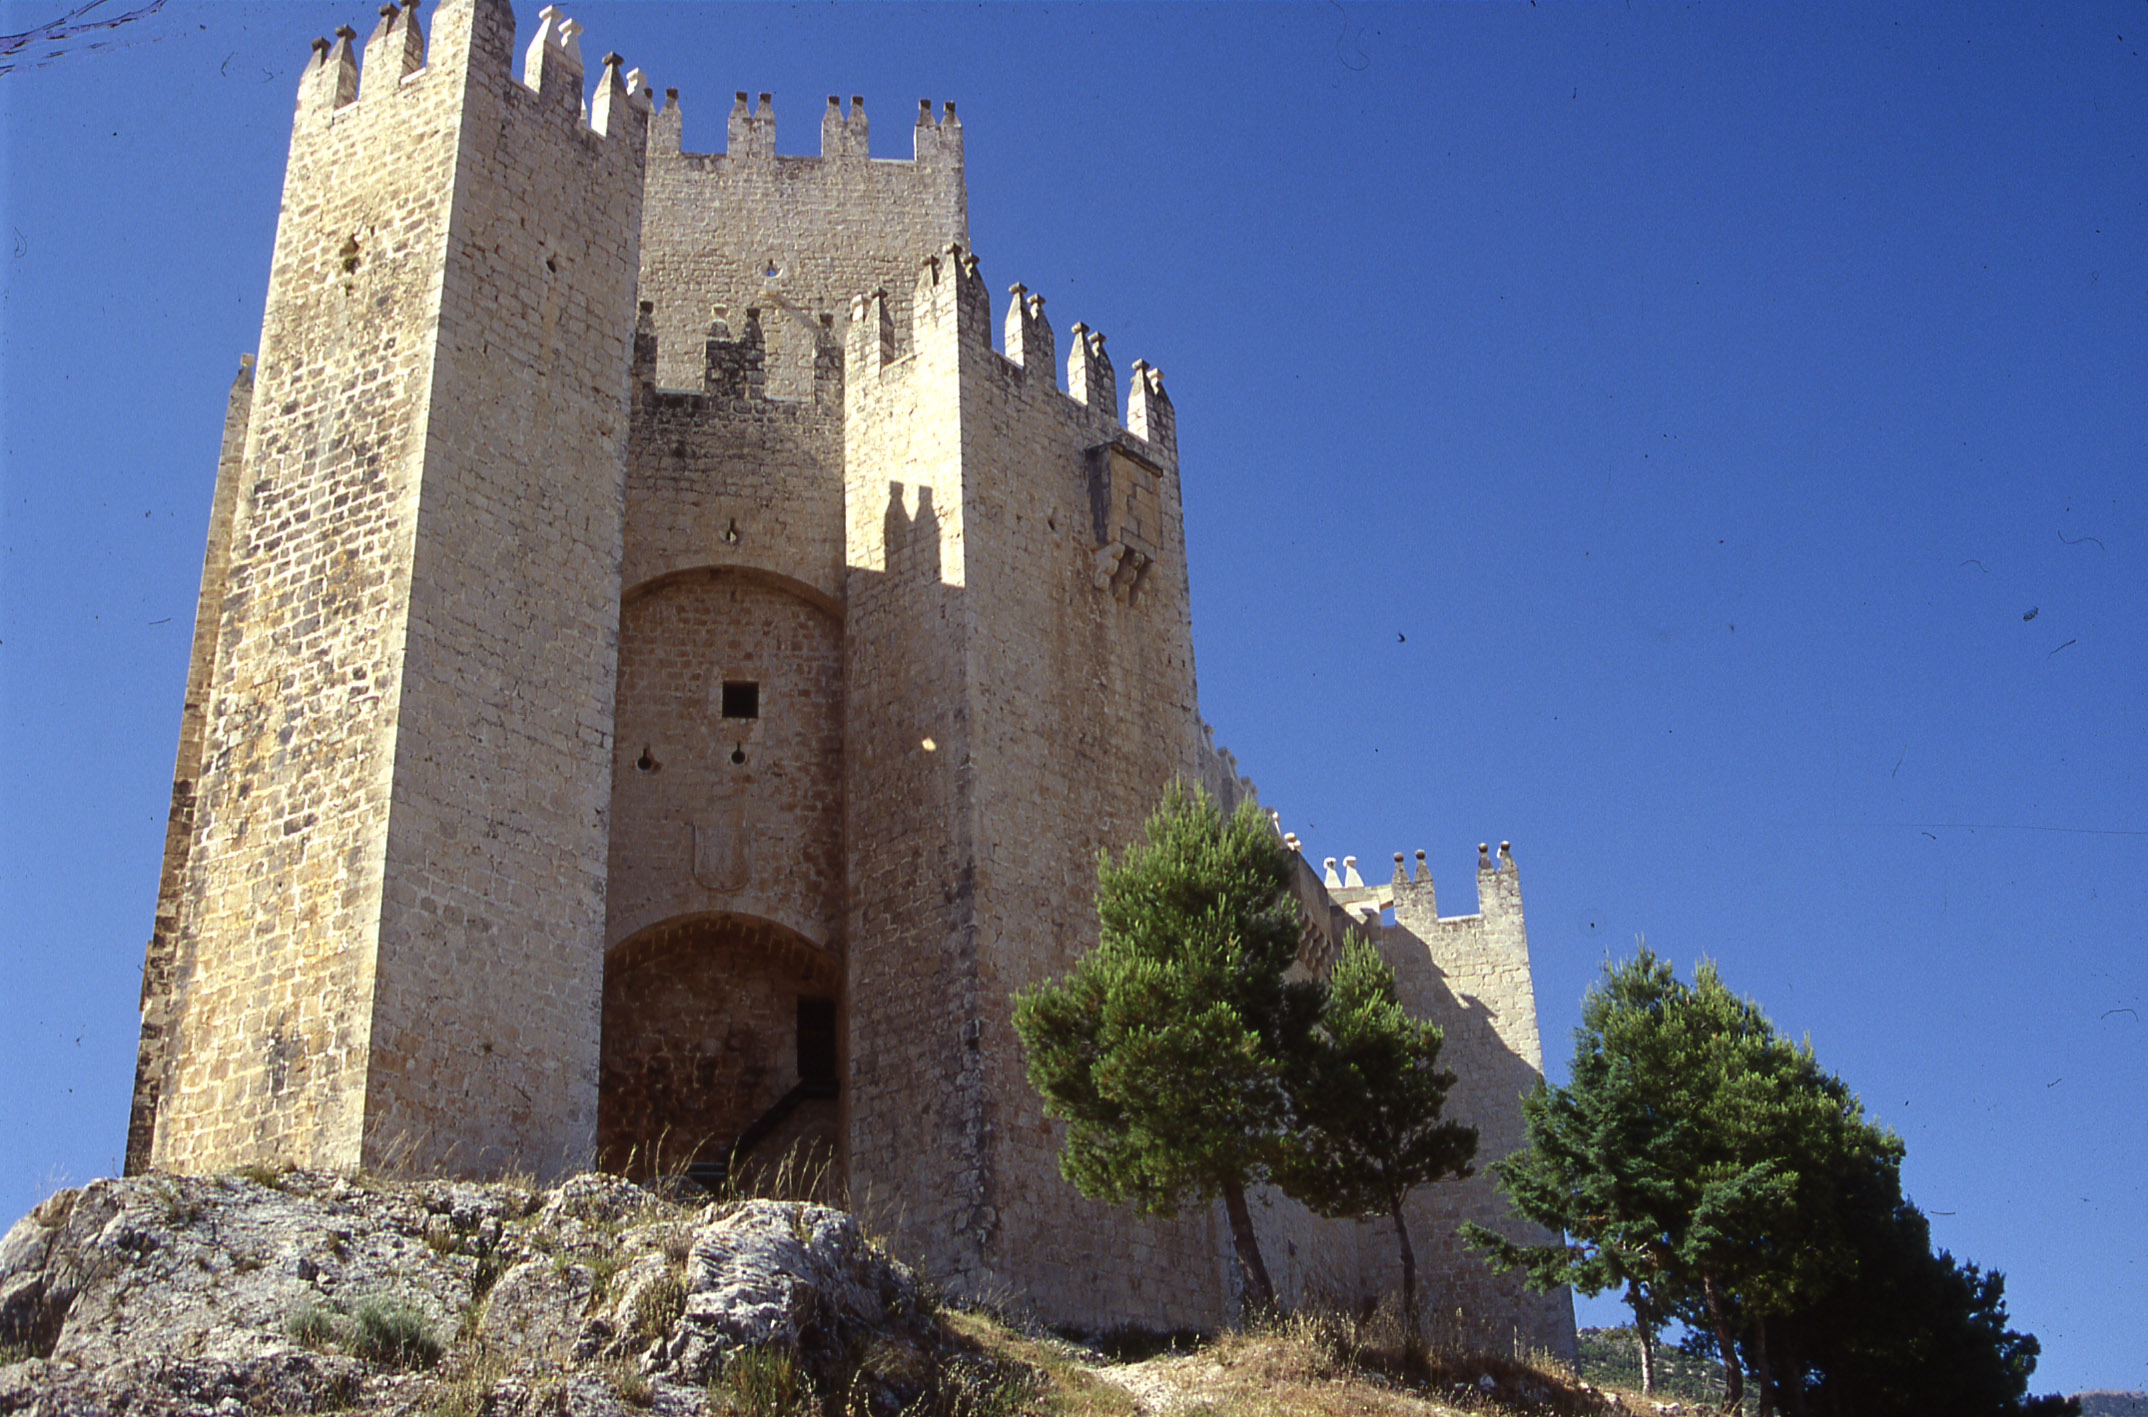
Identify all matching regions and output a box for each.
[126,0,1574,1353]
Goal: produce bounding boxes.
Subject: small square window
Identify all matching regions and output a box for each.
[721,681,759,719]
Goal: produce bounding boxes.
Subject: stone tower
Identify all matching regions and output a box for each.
[129,0,650,1179]
[130,0,1574,1356]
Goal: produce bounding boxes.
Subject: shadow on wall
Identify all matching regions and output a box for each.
[595,910,842,1182]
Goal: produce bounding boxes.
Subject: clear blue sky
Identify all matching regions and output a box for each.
[2,1,2140,1394]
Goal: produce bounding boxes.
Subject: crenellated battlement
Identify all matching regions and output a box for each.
[646,87,961,166]
[629,297,841,408]
[1288,837,1522,937]
[848,243,1177,455]
[294,1,651,141]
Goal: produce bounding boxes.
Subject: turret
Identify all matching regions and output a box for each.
[136,0,650,1182]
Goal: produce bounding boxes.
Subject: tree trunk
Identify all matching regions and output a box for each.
[1389,1201,1419,1351]
[1785,1322,1809,1417]
[1702,1274,1743,1414]
[1753,1316,1773,1416]
[1629,1286,1658,1396]
[1220,1178,1276,1316]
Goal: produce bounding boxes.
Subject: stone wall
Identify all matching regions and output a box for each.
[605,571,844,954]
[140,0,649,1180]
[1379,849,1576,1359]
[143,6,483,1175]
[840,265,983,1288]
[640,91,965,390]
[354,2,648,1181]
[128,356,253,1174]
[622,318,847,603]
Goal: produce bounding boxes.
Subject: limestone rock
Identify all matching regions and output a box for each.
[664,1200,938,1395]
[0,1175,954,1416]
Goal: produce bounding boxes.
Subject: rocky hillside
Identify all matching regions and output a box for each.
[0,1169,1603,1417]
[0,1169,983,1415]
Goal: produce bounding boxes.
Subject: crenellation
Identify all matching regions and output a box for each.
[299,31,359,115]
[1066,321,1115,415]
[136,9,1569,1358]
[519,5,582,105]
[1001,283,1055,377]
[821,94,870,160]
[360,2,425,97]
[589,52,646,139]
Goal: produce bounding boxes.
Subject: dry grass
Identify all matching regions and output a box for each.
[941,1305,1614,1417]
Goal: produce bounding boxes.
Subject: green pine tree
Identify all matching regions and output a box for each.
[1469,945,2066,1416]
[1273,936,1477,1342]
[1011,782,1321,1311]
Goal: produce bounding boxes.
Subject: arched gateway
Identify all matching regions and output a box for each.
[596,911,842,1188]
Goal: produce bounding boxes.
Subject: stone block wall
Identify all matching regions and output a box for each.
[1385,849,1577,1360]
[941,256,1236,1328]
[840,267,984,1286]
[138,0,650,1180]
[142,6,488,1175]
[622,316,847,603]
[604,572,844,955]
[640,91,965,389]
[354,1,648,1181]
[128,357,254,1174]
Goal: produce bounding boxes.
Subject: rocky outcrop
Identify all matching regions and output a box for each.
[0,1171,984,1416]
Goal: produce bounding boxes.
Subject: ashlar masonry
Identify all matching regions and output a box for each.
[128,0,1574,1356]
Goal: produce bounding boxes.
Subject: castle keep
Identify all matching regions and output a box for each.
[128,0,1574,1354]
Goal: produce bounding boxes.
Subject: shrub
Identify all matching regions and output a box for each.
[286,1300,344,1350]
[350,1296,443,1370]
[629,1264,689,1346]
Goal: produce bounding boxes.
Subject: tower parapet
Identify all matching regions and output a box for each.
[360,2,425,95]
[638,88,966,388]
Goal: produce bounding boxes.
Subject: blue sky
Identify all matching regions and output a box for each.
[1,1,2140,1394]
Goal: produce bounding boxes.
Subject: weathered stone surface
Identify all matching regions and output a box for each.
[0,1174,950,1416]
[121,0,1572,1360]
[663,1200,930,1384]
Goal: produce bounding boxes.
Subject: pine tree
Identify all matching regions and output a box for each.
[1273,936,1477,1342]
[1468,946,2068,1415]
[1461,946,1692,1394]
[1011,783,1321,1311]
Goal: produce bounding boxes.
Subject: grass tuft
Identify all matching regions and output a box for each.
[349,1296,444,1370]
[708,1344,809,1417]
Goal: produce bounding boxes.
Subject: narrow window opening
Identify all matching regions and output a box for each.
[721,681,759,720]
[797,997,838,1096]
